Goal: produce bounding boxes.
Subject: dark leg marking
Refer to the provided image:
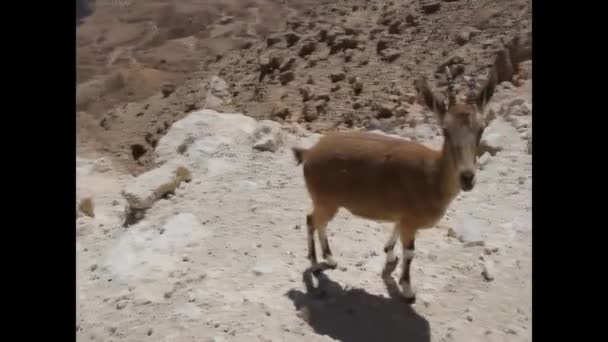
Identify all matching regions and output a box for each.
[306,214,318,265]
[321,236,332,259]
[399,239,416,304]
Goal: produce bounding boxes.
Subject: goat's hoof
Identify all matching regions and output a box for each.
[400,282,416,304]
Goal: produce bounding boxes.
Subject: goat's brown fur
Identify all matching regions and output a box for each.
[293,66,498,303]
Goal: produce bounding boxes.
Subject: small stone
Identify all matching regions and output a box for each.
[122,160,191,211]
[352,77,363,95]
[299,41,317,57]
[147,328,153,336]
[466,315,473,322]
[279,71,295,85]
[89,264,98,272]
[464,240,485,247]
[253,265,273,276]
[266,34,282,47]
[284,32,301,47]
[344,49,354,62]
[455,31,471,46]
[116,301,127,310]
[509,98,526,108]
[270,103,290,120]
[381,49,401,62]
[484,247,499,255]
[330,71,346,83]
[388,20,404,34]
[161,83,176,97]
[376,103,394,118]
[303,103,318,122]
[418,293,434,308]
[253,137,278,152]
[299,85,315,101]
[182,255,190,262]
[482,260,495,281]
[253,121,282,152]
[219,16,234,24]
[315,93,330,102]
[315,99,328,116]
[447,218,485,246]
[478,152,490,167]
[93,158,112,173]
[421,1,441,14]
[405,13,419,26]
[279,57,297,72]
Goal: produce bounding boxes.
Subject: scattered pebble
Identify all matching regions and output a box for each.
[464,240,485,247]
[330,71,346,83]
[253,265,273,276]
[161,83,176,97]
[482,260,495,281]
[421,1,441,14]
[484,247,499,255]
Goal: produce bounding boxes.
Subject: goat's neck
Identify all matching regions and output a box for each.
[435,136,461,202]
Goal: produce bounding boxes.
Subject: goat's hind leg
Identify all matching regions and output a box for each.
[384,224,400,264]
[306,214,318,267]
[306,205,337,274]
[317,224,337,269]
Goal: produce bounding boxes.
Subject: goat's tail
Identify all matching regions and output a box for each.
[291,147,308,165]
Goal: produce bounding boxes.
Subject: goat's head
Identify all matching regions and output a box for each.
[415,66,498,192]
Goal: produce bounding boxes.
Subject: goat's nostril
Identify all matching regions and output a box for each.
[460,171,474,184]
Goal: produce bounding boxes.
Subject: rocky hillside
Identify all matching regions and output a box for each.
[76,0,531,175]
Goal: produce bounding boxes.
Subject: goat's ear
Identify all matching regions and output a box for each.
[476,66,498,112]
[414,77,447,122]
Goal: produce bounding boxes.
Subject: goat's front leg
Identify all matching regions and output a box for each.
[399,226,417,304]
[382,224,400,273]
[384,223,399,268]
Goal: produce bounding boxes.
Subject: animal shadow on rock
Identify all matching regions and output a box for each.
[286,268,431,342]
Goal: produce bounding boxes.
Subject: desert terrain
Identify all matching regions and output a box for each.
[76,0,532,341]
